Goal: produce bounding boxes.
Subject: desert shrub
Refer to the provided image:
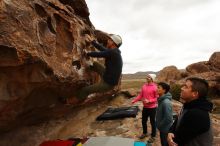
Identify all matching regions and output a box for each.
[170,84,181,101]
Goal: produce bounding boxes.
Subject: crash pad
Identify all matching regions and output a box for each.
[96,106,139,120]
[134,141,147,146]
[84,136,134,146]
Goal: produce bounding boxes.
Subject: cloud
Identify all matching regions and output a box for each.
[86,0,220,73]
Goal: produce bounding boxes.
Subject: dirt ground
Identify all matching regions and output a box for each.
[0,94,220,146]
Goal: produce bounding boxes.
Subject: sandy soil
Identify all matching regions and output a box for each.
[0,95,220,146]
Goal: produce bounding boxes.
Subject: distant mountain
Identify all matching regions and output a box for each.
[122,71,158,80]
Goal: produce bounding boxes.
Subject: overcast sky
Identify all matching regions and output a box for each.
[86,0,220,73]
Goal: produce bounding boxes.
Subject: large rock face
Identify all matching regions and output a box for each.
[186,61,210,74]
[157,52,220,97]
[209,52,220,72]
[0,0,118,133]
[156,66,182,83]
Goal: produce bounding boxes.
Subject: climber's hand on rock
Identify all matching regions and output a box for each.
[85,34,94,43]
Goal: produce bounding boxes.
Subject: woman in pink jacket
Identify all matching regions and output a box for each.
[132,74,158,143]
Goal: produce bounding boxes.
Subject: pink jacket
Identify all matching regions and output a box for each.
[132,83,158,108]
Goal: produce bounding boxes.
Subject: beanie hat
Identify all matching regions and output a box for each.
[147,74,156,81]
[109,34,122,47]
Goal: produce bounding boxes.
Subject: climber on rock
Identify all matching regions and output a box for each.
[65,33,123,105]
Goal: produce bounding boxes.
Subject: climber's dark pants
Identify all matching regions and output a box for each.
[78,62,114,99]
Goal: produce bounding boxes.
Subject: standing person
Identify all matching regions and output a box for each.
[167,77,213,146]
[131,74,158,143]
[65,34,123,104]
[156,82,173,146]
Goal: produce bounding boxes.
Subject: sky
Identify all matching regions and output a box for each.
[86,0,220,73]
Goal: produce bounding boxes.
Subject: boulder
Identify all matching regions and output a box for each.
[158,52,220,99]
[209,52,220,71]
[156,66,182,83]
[0,0,119,133]
[186,61,210,74]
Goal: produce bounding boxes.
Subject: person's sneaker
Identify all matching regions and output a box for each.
[147,137,155,143]
[139,134,147,139]
[87,93,97,98]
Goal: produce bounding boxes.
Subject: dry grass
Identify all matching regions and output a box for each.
[121,79,145,90]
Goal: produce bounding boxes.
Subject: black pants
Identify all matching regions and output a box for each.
[78,62,113,99]
[142,107,156,137]
[160,131,168,146]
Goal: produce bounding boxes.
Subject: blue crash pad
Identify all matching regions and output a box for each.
[134,141,147,146]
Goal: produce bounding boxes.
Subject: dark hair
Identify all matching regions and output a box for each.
[158,82,170,94]
[186,77,209,99]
